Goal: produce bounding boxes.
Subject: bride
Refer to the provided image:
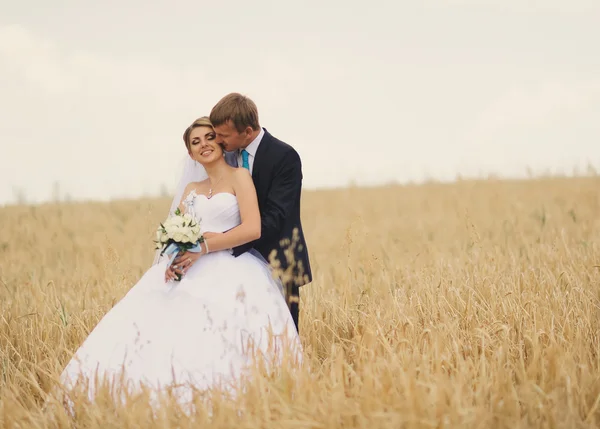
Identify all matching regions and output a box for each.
[58,116,302,410]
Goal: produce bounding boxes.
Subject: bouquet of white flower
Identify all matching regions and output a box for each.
[155,208,204,280]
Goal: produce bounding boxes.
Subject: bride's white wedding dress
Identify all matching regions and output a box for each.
[59,190,302,408]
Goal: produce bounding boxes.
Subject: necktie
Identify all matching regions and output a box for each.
[241,149,250,170]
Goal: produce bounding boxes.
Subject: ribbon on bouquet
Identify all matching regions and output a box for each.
[161,240,204,281]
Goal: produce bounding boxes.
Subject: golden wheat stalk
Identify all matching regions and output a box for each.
[1,177,599,428]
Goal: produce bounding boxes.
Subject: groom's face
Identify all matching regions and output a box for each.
[214,120,250,152]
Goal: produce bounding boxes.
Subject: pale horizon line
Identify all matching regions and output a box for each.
[3,165,598,209]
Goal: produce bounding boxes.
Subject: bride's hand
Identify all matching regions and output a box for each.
[164,264,180,282]
[172,247,204,277]
[164,248,200,282]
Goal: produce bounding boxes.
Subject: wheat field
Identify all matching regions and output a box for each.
[1,176,599,428]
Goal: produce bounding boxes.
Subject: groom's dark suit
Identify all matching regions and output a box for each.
[225,128,312,332]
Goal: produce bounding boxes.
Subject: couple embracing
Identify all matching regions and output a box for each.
[59,93,312,408]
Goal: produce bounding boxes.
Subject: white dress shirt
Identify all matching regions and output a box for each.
[237,127,264,173]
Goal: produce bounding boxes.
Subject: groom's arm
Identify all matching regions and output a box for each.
[232,149,303,256]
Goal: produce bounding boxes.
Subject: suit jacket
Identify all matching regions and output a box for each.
[225,128,312,287]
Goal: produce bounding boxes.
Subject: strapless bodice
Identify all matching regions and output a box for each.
[181,190,241,233]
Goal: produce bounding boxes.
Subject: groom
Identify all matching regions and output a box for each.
[209,93,312,332]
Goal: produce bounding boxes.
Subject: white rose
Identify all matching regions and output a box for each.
[168,225,182,235]
[173,232,185,242]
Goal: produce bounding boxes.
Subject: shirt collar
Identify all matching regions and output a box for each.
[242,127,264,157]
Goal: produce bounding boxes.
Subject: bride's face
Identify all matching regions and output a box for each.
[188,126,222,164]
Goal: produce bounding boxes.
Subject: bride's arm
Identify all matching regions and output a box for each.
[202,169,260,253]
[168,170,259,281]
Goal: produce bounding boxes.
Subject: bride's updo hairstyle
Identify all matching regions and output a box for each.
[182,116,215,151]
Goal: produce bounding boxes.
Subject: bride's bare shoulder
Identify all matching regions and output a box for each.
[230,168,254,196]
[232,166,251,178]
[231,167,252,183]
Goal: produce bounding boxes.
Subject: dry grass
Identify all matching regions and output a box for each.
[1,176,600,428]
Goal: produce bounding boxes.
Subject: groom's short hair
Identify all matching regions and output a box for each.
[210,93,260,133]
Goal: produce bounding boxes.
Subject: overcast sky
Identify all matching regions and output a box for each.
[1,0,599,205]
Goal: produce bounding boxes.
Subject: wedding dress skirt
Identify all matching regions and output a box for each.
[59,192,302,409]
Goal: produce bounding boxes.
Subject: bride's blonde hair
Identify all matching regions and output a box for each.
[182,116,214,151]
